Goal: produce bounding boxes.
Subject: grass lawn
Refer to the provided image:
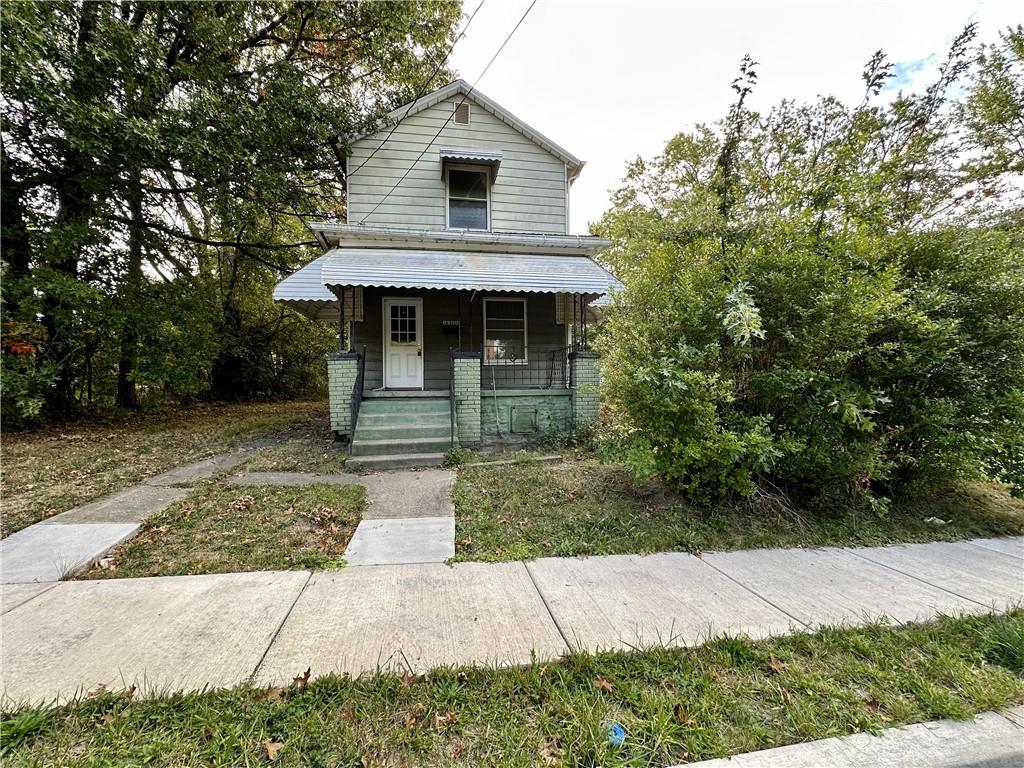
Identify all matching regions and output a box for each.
[2,611,1022,766]
[0,401,326,538]
[453,458,1024,562]
[240,417,352,474]
[76,481,365,578]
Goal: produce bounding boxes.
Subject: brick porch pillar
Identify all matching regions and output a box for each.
[452,352,481,446]
[327,351,361,437]
[570,351,601,430]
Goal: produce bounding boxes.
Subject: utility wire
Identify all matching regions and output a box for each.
[358,0,539,224]
[347,0,488,179]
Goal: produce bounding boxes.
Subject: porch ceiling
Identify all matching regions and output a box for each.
[319,248,621,296]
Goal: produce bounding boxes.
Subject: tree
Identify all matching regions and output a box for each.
[595,26,1024,508]
[1,0,462,420]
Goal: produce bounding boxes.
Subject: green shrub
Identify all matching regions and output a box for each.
[595,36,1024,506]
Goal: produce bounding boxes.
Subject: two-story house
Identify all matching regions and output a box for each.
[273,80,619,468]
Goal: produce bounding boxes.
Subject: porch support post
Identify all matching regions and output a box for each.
[326,350,361,439]
[569,350,600,431]
[452,352,481,446]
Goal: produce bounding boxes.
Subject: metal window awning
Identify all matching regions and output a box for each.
[319,248,620,296]
[439,147,502,178]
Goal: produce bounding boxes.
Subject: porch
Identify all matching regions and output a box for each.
[272,234,618,465]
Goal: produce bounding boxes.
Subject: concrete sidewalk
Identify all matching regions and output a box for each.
[683,707,1024,767]
[0,450,255,585]
[231,468,458,566]
[2,536,1020,705]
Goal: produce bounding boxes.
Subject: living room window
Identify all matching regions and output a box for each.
[483,298,527,364]
[446,164,489,230]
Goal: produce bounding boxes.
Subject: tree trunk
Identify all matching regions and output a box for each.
[117,174,144,408]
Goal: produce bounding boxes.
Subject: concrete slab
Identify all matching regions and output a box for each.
[42,485,189,524]
[0,523,140,584]
[1002,705,1024,729]
[344,517,455,565]
[228,471,364,487]
[850,541,1024,610]
[703,547,986,627]
[254,562,568,683]
[681,710,1024,767]
[526,552,800,652]
[968,537,1024,560]
[145,451,250,486]
[1,583,57,614]
[362,469,455,519]
[0,571,309,705]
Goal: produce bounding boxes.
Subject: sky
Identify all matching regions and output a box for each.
[448,0,1021,234]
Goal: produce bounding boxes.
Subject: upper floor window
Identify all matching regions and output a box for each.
[446,164,489,230]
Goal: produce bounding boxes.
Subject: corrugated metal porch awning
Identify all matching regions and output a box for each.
[320,248,620,296]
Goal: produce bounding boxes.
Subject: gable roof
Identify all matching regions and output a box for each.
[355,79,585,180]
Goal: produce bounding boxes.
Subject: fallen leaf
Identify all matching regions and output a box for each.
[88,682,107,697]
[673,703,694,725]
[401,672,426,687]
[263,740,284,760]
[593,677,614,691]
[541,735,562,766]
[292,667,311,691]
[264,686,284,702]
[766,654,787,673]
[434,710,456,727]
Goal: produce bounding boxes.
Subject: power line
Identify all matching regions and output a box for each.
[347,0,487,180]
[358,0,539,225]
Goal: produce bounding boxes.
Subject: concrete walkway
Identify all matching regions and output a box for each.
[231,469,457,566]
[2,537,1020,705]
[0,450,253,584]
[683,707,1024,767]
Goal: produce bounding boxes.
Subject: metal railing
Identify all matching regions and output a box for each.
[481,343,575,389]
[448,349,457,449]
[348,346,366,454]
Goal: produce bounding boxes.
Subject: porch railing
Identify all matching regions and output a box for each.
[481,343,577,389]
[448,348,457,449]
[348,346,366,454]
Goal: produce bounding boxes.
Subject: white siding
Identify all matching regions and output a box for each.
[348,97,569,234]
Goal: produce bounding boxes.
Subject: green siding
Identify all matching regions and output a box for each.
[481,389,572,443]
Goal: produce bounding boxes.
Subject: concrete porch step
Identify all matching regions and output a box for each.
[358,398,450,416]
[353,423,452,441]
[349,452,447,470]
[355,411,451,427]
[351,436,452,457]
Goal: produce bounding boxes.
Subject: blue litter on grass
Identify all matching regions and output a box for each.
[603,721,626,746]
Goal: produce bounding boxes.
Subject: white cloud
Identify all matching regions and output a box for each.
[449,0,1020,233]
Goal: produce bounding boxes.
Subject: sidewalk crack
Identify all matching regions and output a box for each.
[248,571,313,685]
[523,561,575,653]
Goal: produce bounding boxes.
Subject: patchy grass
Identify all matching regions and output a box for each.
[3,611,1022,766]
[453,459,1024,562]
[0,401,326,538]
[240,416,353,474]
[76,481,365,578]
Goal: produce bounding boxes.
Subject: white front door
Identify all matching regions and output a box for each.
[383,297,423,389]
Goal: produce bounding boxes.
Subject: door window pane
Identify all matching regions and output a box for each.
[390,304,417,344]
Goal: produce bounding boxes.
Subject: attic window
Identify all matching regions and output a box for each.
[453,101,470,125]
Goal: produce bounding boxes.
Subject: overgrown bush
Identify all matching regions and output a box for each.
[595,27,1024,507]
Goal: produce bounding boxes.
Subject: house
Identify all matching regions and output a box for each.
[273,80,619,468]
